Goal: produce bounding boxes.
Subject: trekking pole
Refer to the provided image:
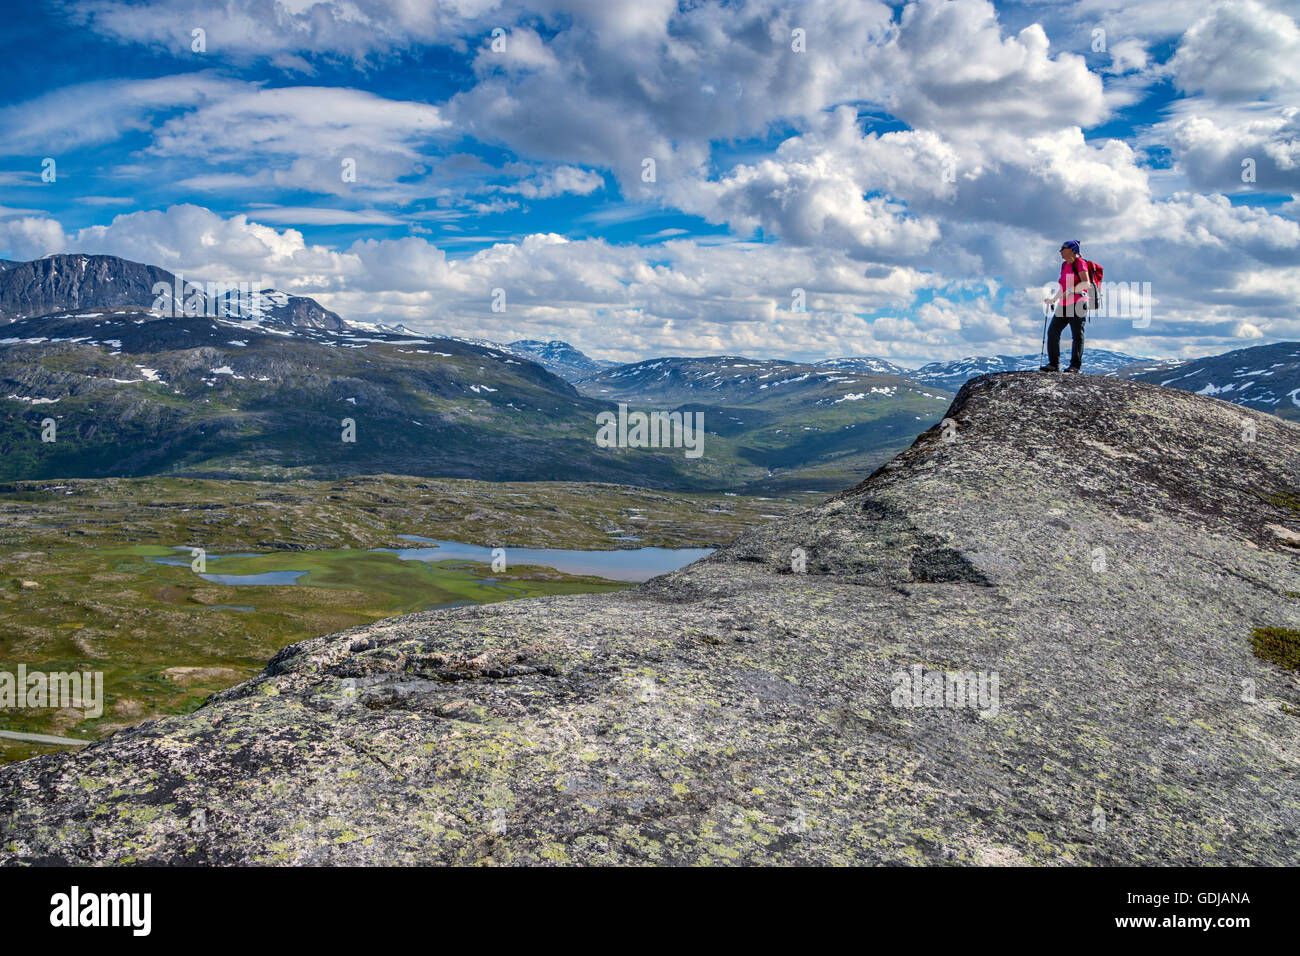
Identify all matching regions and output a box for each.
[1040,303,1051,367]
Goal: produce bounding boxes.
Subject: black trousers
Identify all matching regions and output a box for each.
[1048,302,1086,369]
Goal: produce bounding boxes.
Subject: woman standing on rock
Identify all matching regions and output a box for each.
[1041,240,1092,373]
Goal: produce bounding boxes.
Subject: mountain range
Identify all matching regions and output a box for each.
[0,308,949,491]
[0,254,344,330]
[451,337,617,382]
[1,252,1296,487]
[815,356,914,377]
[568,342,1300,422]
[0,306,744,487]
[0,253,950,491]
[1120,341,1300,422]
[572,356,951,489]
[908,350,1154,390]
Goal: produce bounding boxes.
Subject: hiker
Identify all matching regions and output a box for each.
[1041,240,1092,373]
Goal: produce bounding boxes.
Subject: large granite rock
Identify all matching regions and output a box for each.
[3,372,1298,865]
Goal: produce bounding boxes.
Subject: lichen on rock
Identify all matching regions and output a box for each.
[2,372,1298,865]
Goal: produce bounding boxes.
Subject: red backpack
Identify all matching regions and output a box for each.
[1070,256,1103,315]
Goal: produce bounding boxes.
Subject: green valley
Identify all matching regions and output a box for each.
[0,474,808,762]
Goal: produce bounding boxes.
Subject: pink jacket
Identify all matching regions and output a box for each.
[1059,258,1091,306]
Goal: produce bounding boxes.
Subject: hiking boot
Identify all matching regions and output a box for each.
[1039,364,1059,372]
[1064,366,1080,374]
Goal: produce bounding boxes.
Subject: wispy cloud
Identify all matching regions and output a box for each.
[241,206,408,225]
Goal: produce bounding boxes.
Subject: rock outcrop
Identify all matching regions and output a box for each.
[2,372,1298,865]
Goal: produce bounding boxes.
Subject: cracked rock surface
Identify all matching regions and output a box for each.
[2,372,1298,865]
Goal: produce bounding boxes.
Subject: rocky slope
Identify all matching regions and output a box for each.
[1,372,1298,865]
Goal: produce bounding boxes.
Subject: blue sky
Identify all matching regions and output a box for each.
[1,0,1297,366]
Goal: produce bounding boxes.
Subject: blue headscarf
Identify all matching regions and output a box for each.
[1061,240,1081,255]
